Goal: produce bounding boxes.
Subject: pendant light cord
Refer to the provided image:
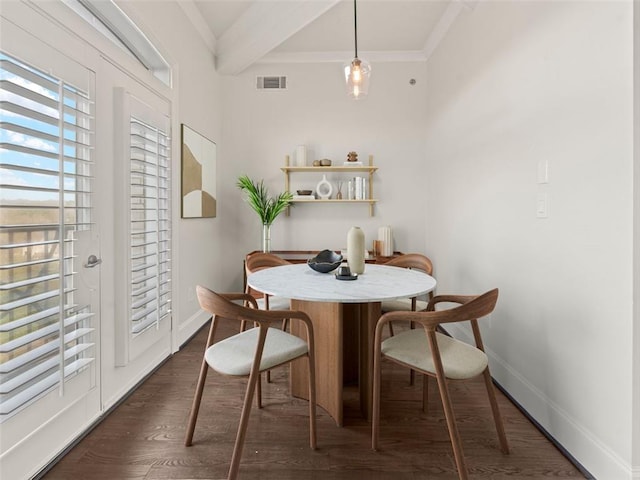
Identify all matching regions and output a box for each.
[353,0,358,59]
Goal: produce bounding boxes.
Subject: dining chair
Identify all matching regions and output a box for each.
[372,288,509,480]
[381,253,434,334]
[244,252,291,324]
[185,286,317,480]
[244,252,292,383]
[381,253,434,384]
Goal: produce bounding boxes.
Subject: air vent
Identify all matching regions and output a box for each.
[256,76,287,90]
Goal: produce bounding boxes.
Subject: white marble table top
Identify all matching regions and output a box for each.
[247,263,436,304]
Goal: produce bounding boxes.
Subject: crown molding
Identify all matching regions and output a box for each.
[257,50,428,65]
[179,0,473,74]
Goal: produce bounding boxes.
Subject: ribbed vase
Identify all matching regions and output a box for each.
[262,224,271,253]
[347,226,365,274]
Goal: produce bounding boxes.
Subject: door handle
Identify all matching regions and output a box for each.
[84,254,102,268]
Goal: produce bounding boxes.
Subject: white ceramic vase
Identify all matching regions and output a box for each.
[347,226,365,274]
[316,174,332,199]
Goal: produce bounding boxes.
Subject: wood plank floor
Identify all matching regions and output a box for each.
[42,320,587,480]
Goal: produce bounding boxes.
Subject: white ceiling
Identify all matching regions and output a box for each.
[179,0,471,74]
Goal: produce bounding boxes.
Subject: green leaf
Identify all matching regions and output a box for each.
[237,175,293,225]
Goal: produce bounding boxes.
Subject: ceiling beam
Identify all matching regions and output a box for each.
[177,0,217,53]
[216,0,341,75]
[423,0,476,61]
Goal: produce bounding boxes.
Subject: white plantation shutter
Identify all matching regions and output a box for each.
[129,116,171,334]
[113,88,171,367]
[0,52,95,418]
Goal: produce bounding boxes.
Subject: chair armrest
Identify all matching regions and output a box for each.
[427,294,477,311]
[221,292,259,309]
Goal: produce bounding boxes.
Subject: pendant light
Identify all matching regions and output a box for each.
[344,0,371,99]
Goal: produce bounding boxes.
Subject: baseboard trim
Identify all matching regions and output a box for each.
[175,308,211,351]
[490,378,594,479]
[443,323,633,480]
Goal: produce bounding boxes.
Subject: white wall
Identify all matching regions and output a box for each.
[424,1,635,478]
[220,61,430,288]
[118,1,225,346]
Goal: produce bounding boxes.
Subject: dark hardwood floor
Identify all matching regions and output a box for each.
[42,320,586,480]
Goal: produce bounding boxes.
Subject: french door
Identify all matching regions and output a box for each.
[0,21,102,479]
[0,12,172,479]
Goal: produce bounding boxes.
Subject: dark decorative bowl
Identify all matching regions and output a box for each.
[307,249,343,273]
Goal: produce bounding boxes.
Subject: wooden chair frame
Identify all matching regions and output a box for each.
[382,253,435,323]
[382,253,435,384]
[185,288,317,480]
[244,252,291,311]
[244,252,292,384]
[372,289,509,480]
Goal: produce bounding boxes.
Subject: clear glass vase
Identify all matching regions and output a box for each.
[262,224,271,253]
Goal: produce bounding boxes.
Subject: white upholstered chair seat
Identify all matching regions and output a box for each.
[206,327,308,376]
[381,298,428,313]
[257,296,290,311]
[186,287,316,480]
[381,329,488,380]
[372,289,508,480]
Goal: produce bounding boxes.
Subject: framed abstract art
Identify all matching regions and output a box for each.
[181,124,216,218]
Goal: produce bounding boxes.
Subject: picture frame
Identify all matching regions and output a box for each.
[181,124,217,218]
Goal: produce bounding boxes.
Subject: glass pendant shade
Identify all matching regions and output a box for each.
[344,58,371,99]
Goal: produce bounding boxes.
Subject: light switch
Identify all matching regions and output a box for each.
[537,160,549,184]
[536,193,548,218]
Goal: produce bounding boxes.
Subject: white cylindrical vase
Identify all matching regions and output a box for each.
[347,226,365,274]
[296,145,307,166]
[378,226,393,256]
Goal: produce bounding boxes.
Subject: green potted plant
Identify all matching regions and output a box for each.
[237,174,293,252]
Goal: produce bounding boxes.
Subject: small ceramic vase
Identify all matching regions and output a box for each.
[347,226,365,274]
[316,174,333,199]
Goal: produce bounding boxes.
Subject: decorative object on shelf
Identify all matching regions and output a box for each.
[347,151,358,162]
[296,145,307,166]
[352,176,366,200]
[237,175,293,252]
[316,174,333,199]
[296,189,313,195]
[377,225,393,256]
[336,181,343,200]
[320,158,332,166]
[181,124,217,218]
[347,226,365,274]
[344,0,371,99]
[312,160,321,166]
[281,154,378,215]
[308,249,343,273]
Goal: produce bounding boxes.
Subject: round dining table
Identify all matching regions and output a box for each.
[248,262,436,426]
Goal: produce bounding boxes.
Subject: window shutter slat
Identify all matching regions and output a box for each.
[127,114,171,335]
[0,52,95,419]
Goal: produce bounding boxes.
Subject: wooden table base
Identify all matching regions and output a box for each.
[289,299,381,426]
